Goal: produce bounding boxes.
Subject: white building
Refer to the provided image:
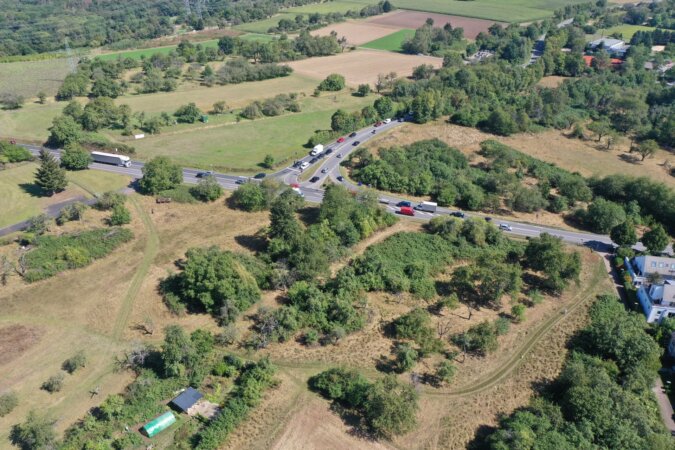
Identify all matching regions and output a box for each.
[627,256,675,323]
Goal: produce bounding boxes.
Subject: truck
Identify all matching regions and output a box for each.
[91,151,131,168]
[310,144,324,156]
[415,201,437,213]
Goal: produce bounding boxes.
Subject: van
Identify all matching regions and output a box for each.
[399,206,415,216]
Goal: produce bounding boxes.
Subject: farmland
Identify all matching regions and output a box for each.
[311,21,401,46]
[361,29,415,51]
[0,58,73,99]
[366,10,505,39]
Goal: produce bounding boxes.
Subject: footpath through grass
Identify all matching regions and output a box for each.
[361,29,415,52]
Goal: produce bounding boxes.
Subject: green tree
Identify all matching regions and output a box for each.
[34,149,68,196]
[318,73,346,91]
[37,92,47,104]
[641,224,670,255]
[635,139,658,161]
[62,351,87,374]
[47,115,82,148]
[363,375,419,438]
[330,109,355,133]
[60,143,91,170]
[373,96,394,118]
[356,83,371,97]
[511,303,526,323]
[524,233,581,293]
[218,36,237,55]
[395,343,418,372]
[109,204,131,226]
[231,182,266,211]
[484,109,517,136]
[262,154,275,169]
[161,325,194,378]
[139,156,183,194]
[191,175,223,202]
[41,374,64,393]
[10,411,56,450]
[212,101,227,114]
[584,198,627,234]
[435,360,456,385]
[587,119,612,142]
[610,221,637,247]
[174,102,203,123]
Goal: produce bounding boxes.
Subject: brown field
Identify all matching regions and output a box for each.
[537,75,570,88]
[366,10,504,39]
[311,20,401,46]
[287,49,443,86]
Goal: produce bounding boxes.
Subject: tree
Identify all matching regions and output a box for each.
[218,36,237,55]
[262,154,275,169]
[37,92,47,104]
[212,101,227,114]
[412,64,434,80]
[161,325,194,378]
[191,174,223,202]
[318,73,345,91]
[47,115,82,148]
[62,351,87,374]
[60,143,91,170]
[524,233,581,293]
[610,221,637,247]
[363,375,419,438]
[109,204,131,226]
[641,225,670,255]
[511,303,526,323]
[10,411,55,450]
[374,96,394,118]
[231,182,266,211]
[484,109,517,136]
[0,92,24,109]
[34,149,68,196]
[635,139,658,161]
[584,198,627,234]
[587,119,612,143]
[356,84,371,97]
[174,102,203,123]
[139,156,183,194]
[395,343,418,372]
[26,214,49,235]
[435,360,456,385]
[41,374,64,393]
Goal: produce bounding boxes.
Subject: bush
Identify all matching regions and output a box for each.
[109,204,131,226]
[0,391,18,417]
[94,191,126,210]
[62,351,87,374]
[10,411,56,450]
[41,374,64,393]
[0,142,33,163]
[452,321,498,356]
[174,102,203,123]
[60,144,92,170]
[139,156,183,194]
[56,202,87,225]
[435,360,456,385]
[511,303,526,323]
[191,175,223,202]
[318,73,345,91]
[231,183,266,211]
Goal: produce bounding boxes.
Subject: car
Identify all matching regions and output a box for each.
[196,170,214,178]
[325,148,333,155]
[337,137,345,143]
[374,121,382,127]
[300,161,310,170]
[379,198,390,205]
[292,161,302,168]
[383,118,391,124]
[398,117,404,122]
[309,176,320,183]
[309,157,318,164]
[399,206,415,216]
[337,176,344,182]
[484,217,492,222]
[352,141,360,146]
[336,153,342,158]
[291,183,300,188]
[321,168,328,174]
[450,211,465,218]
[499,223,513,231]
[235,177,247,185]
[397,201,412,208]
[253,173,266,179]
[349,132,357,138]
[371,130,376,134]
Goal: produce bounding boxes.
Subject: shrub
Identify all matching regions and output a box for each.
[41,374,64,393]
[62,351,87,374]
[159,185,198,203]
[56,202,87,225]
[60,144,92,170]
[0,142,33,163]
[231,183,266,211]
[191,175,223,202]
[109,204,131,226]
[139,156,183,194]
[318,73,345,91]
[94,191,126,210]
[0,391,18,417]
[494,317,511,336]
[435,360,456,385]
[452,321,498,356]
[10,411,56,450]
[511,303,526,323]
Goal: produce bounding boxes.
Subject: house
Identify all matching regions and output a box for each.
[588,38,630,58]
[169,387,203,414]
[626,256,675,323]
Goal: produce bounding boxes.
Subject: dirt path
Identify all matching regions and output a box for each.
[111,197,160,339]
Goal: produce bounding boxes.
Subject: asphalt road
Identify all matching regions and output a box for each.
[18,126,659,253]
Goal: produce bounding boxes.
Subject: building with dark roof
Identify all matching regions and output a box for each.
[169,387,203,413]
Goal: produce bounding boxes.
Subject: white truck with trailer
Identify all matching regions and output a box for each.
[310,144,324,156]
[416,201,437,213]
[91,151,131,168]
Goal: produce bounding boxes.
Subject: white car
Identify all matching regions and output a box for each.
[383,118,391,124]
[300,161,310,170]
[498,223,512,232]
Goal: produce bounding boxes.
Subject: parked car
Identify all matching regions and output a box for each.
[196,170,214,178]
[397,201,412,207]
[300,161,310,170]
[450,211,465,218]
[337,137,346,143]
[337,176,344,182]
[309,176,320,183]
[352,141,360,146]
[383,118,391,124]
[484,217,492,222]
[309,157,318,164]
[253,173,266,179]
[349,132,357,138]
[399,206,415,216]
[374,121,382,127]
[499,223,513,231]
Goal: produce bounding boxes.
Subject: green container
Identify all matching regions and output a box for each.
[200,115,209,123]
[141,411,176,437]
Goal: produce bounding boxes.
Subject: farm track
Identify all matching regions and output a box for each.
[111,197,159,340]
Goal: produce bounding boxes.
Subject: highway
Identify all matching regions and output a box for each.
[18,126,637,253]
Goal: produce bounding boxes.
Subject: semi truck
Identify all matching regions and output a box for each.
[91,151,131,168]
[415,201,437,213]
[310,144,324,156]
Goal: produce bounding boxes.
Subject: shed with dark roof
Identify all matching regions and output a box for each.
[169,387,203,413]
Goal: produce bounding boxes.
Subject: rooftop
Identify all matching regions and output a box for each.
[170,387,203,413]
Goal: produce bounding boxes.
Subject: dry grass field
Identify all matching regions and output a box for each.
[366,10,504,39]
[311,20,402,46]
[287,49,443,86]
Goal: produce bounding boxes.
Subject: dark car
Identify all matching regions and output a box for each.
[253,173,266,179]
[309,176,320,183]
[352,141,360,146]
[484,217,492,222]
[325,148,333,155]
[235,177,247,185]
[450,211,465,218]
[196,170,214,178]
[397,201,412,208]
[309,157,318,164]
[337,176,344,182]
[321,168,328,174]
[349,132,357,138]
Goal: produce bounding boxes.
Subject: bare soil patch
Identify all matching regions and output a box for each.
[366,10,504,39]
[311,20,401,46]
[286,49,443,86]
[0,324,43,366]
[537,75,570,88]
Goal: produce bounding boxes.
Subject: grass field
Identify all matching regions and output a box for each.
[0,163,130,228]
[0,101,63,142]
[361,29,415,51]
[592,24,655,40]
[0,58,73,99]
[96,40,220,61]
[285,0,374,14]
[124,92,372,171]
[234,14,299,33]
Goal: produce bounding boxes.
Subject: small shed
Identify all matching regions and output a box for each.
[170,387,203,413]
[200,115,209,123]
[141,411,176,437]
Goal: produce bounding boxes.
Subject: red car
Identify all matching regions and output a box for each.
[374,121,383,127]
[337,137,345,143]
[399,206,415,216]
